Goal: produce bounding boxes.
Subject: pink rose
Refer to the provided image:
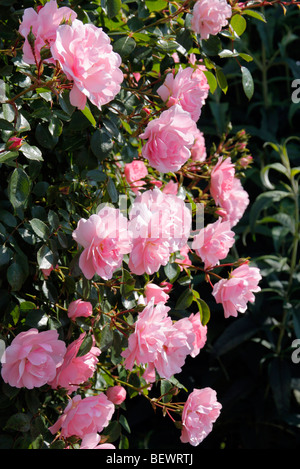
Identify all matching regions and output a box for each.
[162,180,178,195]
[121,299,173,371]
[51,19,123,110]
[80,433,115,449]
[122,299,198,381]
[210,156,236,206]
[212,263,262,318]
[124,160,148,194]
[139,104,198,173]
[72,206,132,280]
[49,333,100,393]
[181,388,222,446]
[153,317,195,380]
[106,385,127,405]
[188,312,207,358]
[67,299,93,320]
[175,244,192,271]
[0,328,66,389]
[219,177,249,227]
[19,0,77,65]
[191,0,232,40]
[192,218,235,269]
[157,65,209,122]
[190,128,207,163]
[49,393,115,438]
[128,188,191,275]
[145,283,170,304]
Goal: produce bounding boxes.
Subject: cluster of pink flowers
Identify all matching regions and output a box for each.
[121,299,207,382]
[12,0,263,450]
[190,0,232,40]
[0,328,100,393]
[18,0,123,110]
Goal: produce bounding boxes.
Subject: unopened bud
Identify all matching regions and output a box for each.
[27,26,36,49]
[6,136,24,151]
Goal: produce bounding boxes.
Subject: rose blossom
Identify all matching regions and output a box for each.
[80,433,115,449]
[175,244,192,271]
[153,317,195,380]
[219,177,249,227]
[19,0,77,65]
[191,0,232,40]
[67,299,93,320]
[121,299,174,371]
[188,312,207,358]
[212,263,262,318]
[190,128,207,163]
[192,218,235,269]
[128,188,191,275]
[139,104,198,173]
[210,156,236,207]
[106,385,127,405]
[72,205,132,280]
[0,328,66,389]
[131,188,191,252]
[51,19,123,110]
[49,393,115,438]
[180,387,222,446]
[124,160,148,194]
[157,65,209,122]
[49,333,100,393]
[145,283,170,304]
[162,180,178,195]
[122,300,198,381]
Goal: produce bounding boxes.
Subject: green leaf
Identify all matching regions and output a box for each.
[216,68,228,94]
[8,168,31,210]
[76,334,93,357]
[107,0,121,18]
[37,244,54,269]
[231,14,247,36]
[197,299,211,326]
[175,288,194,310]
[164,262,180,282]
[4,413,31,432]
[249,190,291,233]
[145,0,168,11]
[261,162,288,190]
[20,143,43,161]
[243,9,266,23]
[81,105,96,128]
[29,219,50,241]
[203,70,217,94]
[113,36,136,58]
[107,176,119,203]
[7,261,27,291]
[0,245,13,267]
[241,66,254,100]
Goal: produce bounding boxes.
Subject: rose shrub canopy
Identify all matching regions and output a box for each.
[0,0,300,451]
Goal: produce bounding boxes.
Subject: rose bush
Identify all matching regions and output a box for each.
[0,0,299,452]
